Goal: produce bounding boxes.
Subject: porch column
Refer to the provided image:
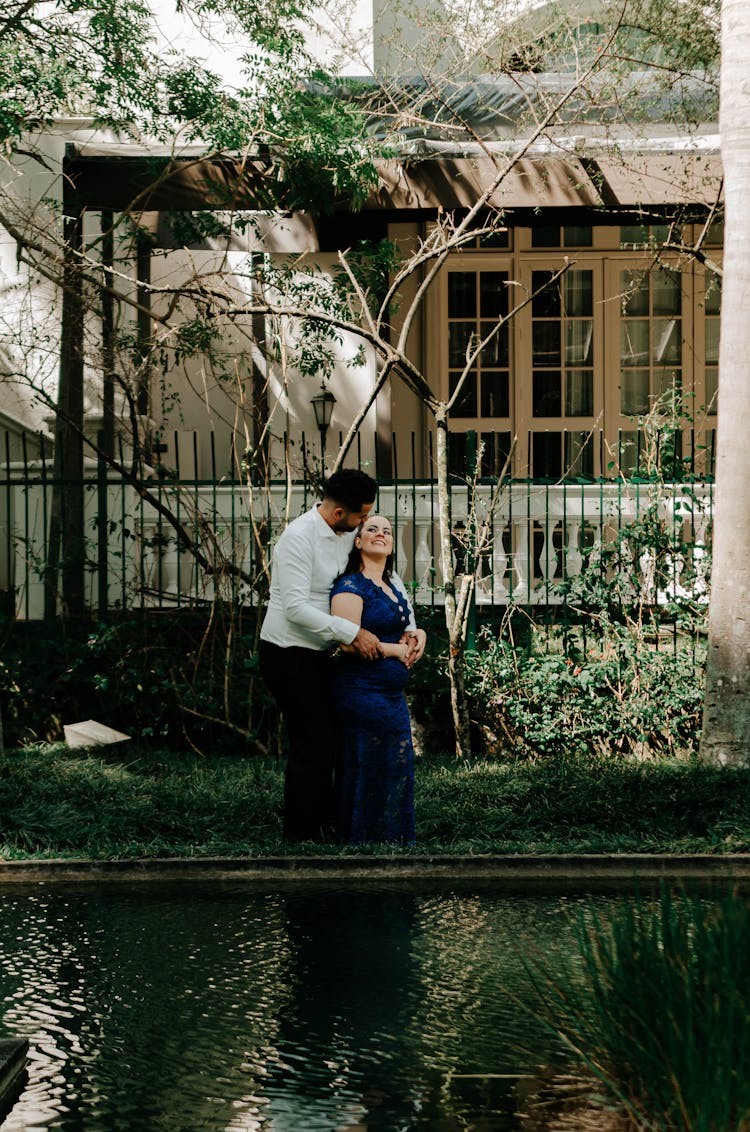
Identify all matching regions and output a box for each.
[100,210,116,459]
[135,228,153,458]
[48,167,85,618]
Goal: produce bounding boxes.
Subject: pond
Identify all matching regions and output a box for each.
[0,881,618,1131]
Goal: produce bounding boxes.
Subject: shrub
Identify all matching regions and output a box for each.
[464,620,704,759]
[0,612,275,753]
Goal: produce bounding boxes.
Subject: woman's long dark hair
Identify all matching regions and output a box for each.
[340,523,394,581]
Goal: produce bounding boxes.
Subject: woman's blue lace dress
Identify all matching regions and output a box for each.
[331,572,415,846]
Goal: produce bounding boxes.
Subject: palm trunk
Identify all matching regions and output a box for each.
[699,0,750,765]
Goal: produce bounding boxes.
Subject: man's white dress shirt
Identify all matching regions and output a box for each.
[260,504,416,651]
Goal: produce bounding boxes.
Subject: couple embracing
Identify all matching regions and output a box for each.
[259,469,427,846]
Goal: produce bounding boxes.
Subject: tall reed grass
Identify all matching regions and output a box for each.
[528,888,750,1131]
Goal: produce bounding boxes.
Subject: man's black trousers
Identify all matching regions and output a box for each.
[259,641,338,842]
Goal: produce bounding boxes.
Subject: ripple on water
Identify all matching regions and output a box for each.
[0,883,607,1131]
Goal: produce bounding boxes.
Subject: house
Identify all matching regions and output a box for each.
[0,0,721,617]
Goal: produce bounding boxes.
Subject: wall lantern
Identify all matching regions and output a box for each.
[310,386,336,444]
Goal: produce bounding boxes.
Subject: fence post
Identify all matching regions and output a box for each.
[97,431,108,617]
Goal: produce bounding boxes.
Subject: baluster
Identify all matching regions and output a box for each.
[665,551,686,600]
[511,519,530,599]
[394,516,409,582]
[640,547,656,604]
[692,503,711,599]
[491,521,509,601]
[413,519,433,602]
[537,520,559,589]
[564,522,583,579]
[139,522,157,600]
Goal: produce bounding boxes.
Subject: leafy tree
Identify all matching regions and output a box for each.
[0,0,724,755]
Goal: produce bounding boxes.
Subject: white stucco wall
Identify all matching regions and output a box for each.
[148,246,378,479]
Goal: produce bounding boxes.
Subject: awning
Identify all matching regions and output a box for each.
[66,147,723,214]
[370,154,603,210]
[368,146,722,210]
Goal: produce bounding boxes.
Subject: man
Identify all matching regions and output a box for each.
[259,468,426,842]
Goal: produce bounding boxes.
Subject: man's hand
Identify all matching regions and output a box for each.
[401,629,427,668]
[351,627,382,660]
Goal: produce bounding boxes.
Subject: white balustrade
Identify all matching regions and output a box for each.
[2,472,714,617]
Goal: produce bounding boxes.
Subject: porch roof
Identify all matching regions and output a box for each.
[368,148,722,210]
[64,140,722,213]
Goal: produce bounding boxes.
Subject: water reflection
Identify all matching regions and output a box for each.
[0,883,598,1131]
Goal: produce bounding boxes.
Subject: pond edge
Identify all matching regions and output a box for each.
[1,854,750,888]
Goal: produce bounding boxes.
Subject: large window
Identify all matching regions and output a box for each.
[528,267,597,478]
[445,262,512,478]
[614,264,684,474]
[426,224,720,480]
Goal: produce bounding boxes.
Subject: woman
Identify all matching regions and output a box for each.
[330,515,416,846]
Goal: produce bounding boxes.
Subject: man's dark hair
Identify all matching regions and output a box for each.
[323,468,377,511]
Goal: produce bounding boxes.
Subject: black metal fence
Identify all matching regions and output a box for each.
[0,429,714,623]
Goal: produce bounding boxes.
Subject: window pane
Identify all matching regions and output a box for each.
[449,322,475,366]
[621,225,648,246]
[622,224,670,246]
[533,322,561,365]
[705,320,720,365]
[654,369,681,404]
[705,221,724,247]
[480,321,509,366]
[448,273,476,317]
[531,225,560,248]
[617,431,640,476]
[449,371,477,417]
[478,229,510,249]
[565,320,593,365]
[652,319,681,365]
[448,432,468,478]
[563,226,592,247]
[564,271,593,317]
[705,274,721,315]
[565,370,593,416]
[705,367,718,413]
[532,272,560,317]
[652,268,681,316]
[479,272,508,318]
[480,431,512,478]
[533,371,562,417]
[621,271,649,316]
[621,370,649,415]
[705,428,717,474]
[481,372,509,417]
[565,431,594,477]
[533,432,562,479]
[621,320,650,365]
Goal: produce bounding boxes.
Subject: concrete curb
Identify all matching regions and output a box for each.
[1,853,750,887]
[0,1039,27,1123]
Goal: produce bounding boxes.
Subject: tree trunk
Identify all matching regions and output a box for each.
[699,0,750,765]
[435,410,473,757]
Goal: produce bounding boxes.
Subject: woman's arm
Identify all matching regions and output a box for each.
[331,591,382,658]
[379,641,409,662]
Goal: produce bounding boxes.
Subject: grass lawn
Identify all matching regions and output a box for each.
[2,744,750,859]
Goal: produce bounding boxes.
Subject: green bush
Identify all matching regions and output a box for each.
[0,613,275,753]
[464,621,704,759]
[529,888,750,1131]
